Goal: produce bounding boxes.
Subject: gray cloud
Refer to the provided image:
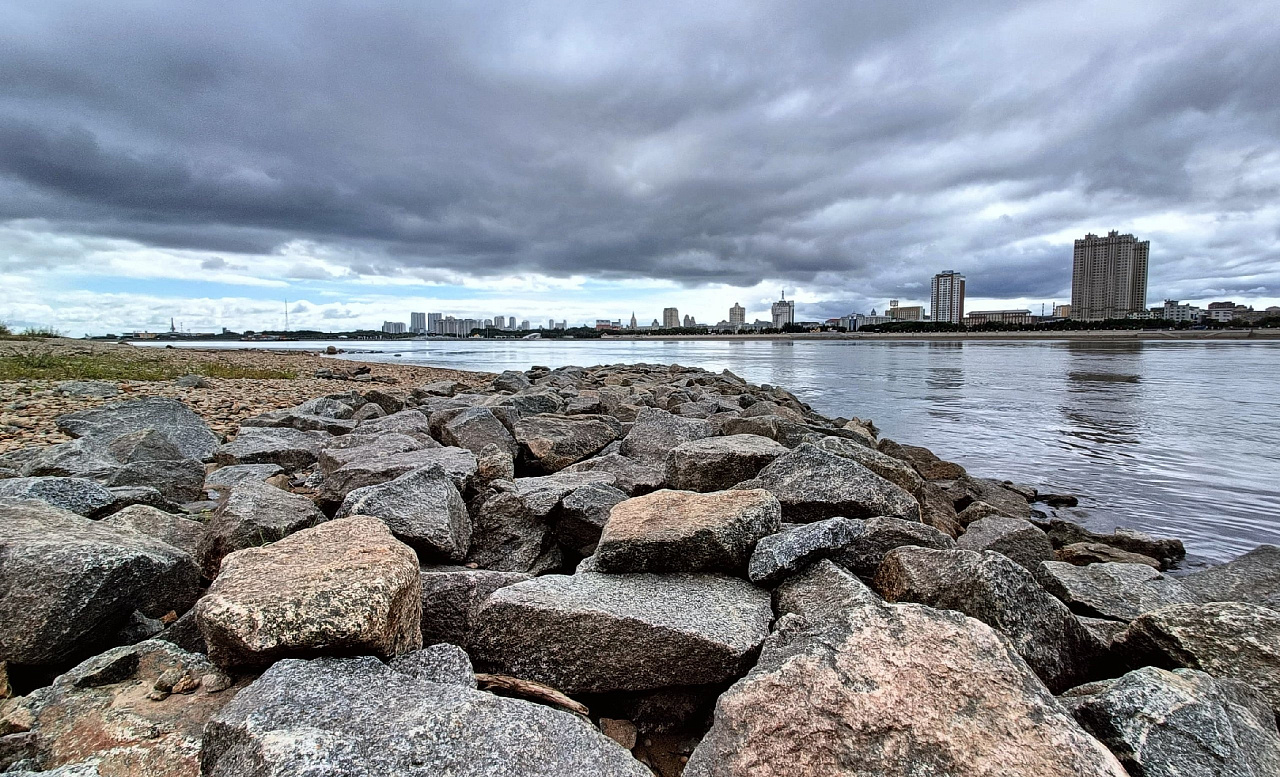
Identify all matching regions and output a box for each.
[1,0,1278,318]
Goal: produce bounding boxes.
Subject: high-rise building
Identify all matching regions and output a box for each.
[729,303,746,325]
[410,312,426,334]
[382,321,407,334]
[682,314,697,327]
[1071,231,1149,321]
[1052,304,1071,319]
[930,271,966,325]
[663,307,680,328]
[771,291,795,329]
[427,312,442,333]
[493,315,505,330]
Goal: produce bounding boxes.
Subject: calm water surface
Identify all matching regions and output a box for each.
[147,339,1280,564]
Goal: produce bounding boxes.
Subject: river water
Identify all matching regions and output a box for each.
[144,338,1280,565]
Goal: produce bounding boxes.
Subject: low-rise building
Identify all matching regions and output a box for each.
[381,321,407,334]
[965,309,1032,326]
[1161,300,1202,323]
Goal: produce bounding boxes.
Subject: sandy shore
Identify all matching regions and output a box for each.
[0,339,490,454]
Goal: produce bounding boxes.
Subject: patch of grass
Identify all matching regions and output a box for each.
[0,350,295,381]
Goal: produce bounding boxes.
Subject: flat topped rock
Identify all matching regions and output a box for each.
[1181,544,1280,609]
[470,572,772,694]
[664,434,788,493]
[201,656,649,777]
[0,477,115,517]
[56,397,219,461]
[736,442,920,523]
[214,427,329,472]
[595,489,782,574]
[1037,561,1200,622]
[957,515,1054,570]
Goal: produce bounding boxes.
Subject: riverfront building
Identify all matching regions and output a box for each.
[1071,231,1149,321]
[729,303,746,326]
[663,307,680,328]
[931,271,966,324]
[771,293,795,328]
[410,312,426,334]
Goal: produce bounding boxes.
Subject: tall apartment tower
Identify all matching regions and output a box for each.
[729,303,746,325]
[930,271,966,324]
[663,307,680,328]
[410,312,426,334]
[771,291,795,328]
[1071,231,1149,321]
[427,313,442,334]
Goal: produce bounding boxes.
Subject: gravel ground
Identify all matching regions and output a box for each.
[0,339,490,454]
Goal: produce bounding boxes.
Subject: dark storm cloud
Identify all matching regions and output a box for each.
[1,0,1278,303]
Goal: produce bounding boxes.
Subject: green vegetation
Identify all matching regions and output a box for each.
[0,350,296,381]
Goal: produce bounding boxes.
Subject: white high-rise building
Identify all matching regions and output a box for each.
[493,315,505,330]
[382,321,407,334]
[930,271,966,325]
[771,292,795,328]
[427,312,442,333]
[729,303,746,326]
[410,312,426,334]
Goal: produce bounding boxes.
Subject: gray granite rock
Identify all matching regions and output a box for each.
[319,445,477,506]
[748,517,866,587]
[0,499,200,668]
[1037,561,1200,622]
[1181,544,1280,609]
[440,407,519,457]
[201,656,649,777]
[53,380,119,398]
[56,397,219,461]
[875,547,1104,693]
[561,453,665,495]
[213,426,329,472]
[349,408,436,439]
[1037,519,1185,569]
[101,428,185,464]
[553,482,628,556]
[957,515,1055,570]
[391,643,477,688]
[204,464,284,490]
[814,435,926,496]
[492,370,533,393]
[1064,667,1280,777]
[735,443,920,523]
[197,481,327,577]
[20,438,119,480]
[772,558,882,622]
[0,477,115,517]
[618,408,714,462]
[101,504,206,557]
[419,565,532,647]
[664,435,788,493]
[465,489,562,574]
[514,414,621,473]
[832,515,955,578]
[104,458,205,503]
[470,572,772,693]
[336,465,471,562]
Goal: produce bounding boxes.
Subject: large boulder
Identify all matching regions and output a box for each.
[440,407,519,458]
[1115,602,1280,713]
[877,438,966,481]
[56,398,220,462]
[1181,544,1280,608]
[831,515,955,579]
[200,656,649,777]
[0,500,201,670]
[956,515,1054,570]
[335,466,470,562]
[104,458,206,503]
[317,432,437,476]
[664,435,787,493]
[470,572,772,693]
[618,408,713,462]
[1037,561,1200,622]
[684,601,1127,777]
[735,443,919,523]
[10,640,242,777]
[349,408,436,439]
[419,566,532,647]
[875,547,1104,692]
[513,414,621,473]
[196,481,327,577]
[0,477,115,517]
[748,518,865,587]
[318,446,477,507]
[213,427,328,472]
[594,489,781,574]
[1063,666,1280,777]
[101,505,205,558]
[465,490,560,575]
[772,558,883,622]
[814,435,925,496]
[195,516,422,669]
[22,438,122,480]
[561,453,665,495]
[553,482,628,556]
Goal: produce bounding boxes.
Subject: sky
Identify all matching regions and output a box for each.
[1,0,1278,335]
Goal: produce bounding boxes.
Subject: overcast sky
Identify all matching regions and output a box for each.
[2,0,1278,334]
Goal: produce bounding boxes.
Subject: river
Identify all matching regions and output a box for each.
[142,338,1280,565]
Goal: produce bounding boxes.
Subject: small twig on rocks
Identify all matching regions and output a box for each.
[474,673,590,717]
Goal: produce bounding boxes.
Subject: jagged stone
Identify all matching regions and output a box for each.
[595,489,781,574]
[619,408,714,462]
[335,465,470,562]
[196,481,327,577]
[919,481,963,538]
[317,431,434,475]
[1181,544,1280,608]
[203,464,283,491]
[492,370,533,393]
[20,438,118,480]
[439,407,519,458]
[831,515,955,578]
[814,435,925,496]
[772,558,882,622]
[1037,519,1185,569]
[213,427,329,472]
[470,572,772,693]
[562,453,665,495]
[957,515,1054,570]
[195,516,422,669]
[390,643,476,688]
[1037,561,1199,622]
[514,414,621,473]
[465,489,562,574]
[56,398,219,462]
[748,518,865,587]
[101,505,205,557]
[1055,541,1161,568]
[735,442,920,523]
[53,380,119,399]
[0,477,115,517]
[419,565,532,647]
[664,435,787,493]
[349,408,436,439]
[877,438,967,481]
[319,446,477,507]
[553,482,628,556]
[104,458,205,503]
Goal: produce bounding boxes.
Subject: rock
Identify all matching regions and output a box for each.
[735,443,920,523]
[0,500,200,670]
[955,500,1013,526]
[918,481,963,538]
[748,518,866,587]
[877,438,967,481]
[21,438,119,480]
[831,515,955,578]
[1079,615,1130,647]
[349,408,436,439]
[351,401,385,421]
[56,397,220,461]
[0,477,115,517]
[14,640,243,777]
[416,379,463,397]
[103,429,186,463]
[683,600,1126,777]
[1115,601,1280,713]
[104,458,206,503]
[772,558,882,622]
[53,380,120,398]
[318,433,431,475]
[101,505,205,557]
[946,476,1033,519]
[196,481,327,577]
[195,516,422,669]
[360,388,406,415]
[476,443,516,483]
[440,407,519,458]
[390,643,476,687]
[553,482,628,556]
[956,515,1055,570]
[1181,544,1280,608]
[595,489,781,574]
[1037,561,1200,622]
[1037,519,1185,569]
[213,427,328,472]
[514,414,621,473]
[619,408,714,462]
[200,655,649,777]
[1065,667,1280,777]
[814,435,925,496]
[465,489,563,575]
[319,445,477,506]
[470,572,772,693]
[664,435,788,493]
[1055,541,1161,568]
[509,471,618,516]
[155,609,206,655]
[203,464,284,491]
[174,373,212,388]
[600,718,638,750]
[419,565,532,647]
[102,486,182,514]
[492,369,533,392]
[240,406,356,435]
[336,465,470,562]
[875,547,1103,692]
[562,453,665,495]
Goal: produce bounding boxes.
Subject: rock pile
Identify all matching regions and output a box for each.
[1,361,1275,776]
